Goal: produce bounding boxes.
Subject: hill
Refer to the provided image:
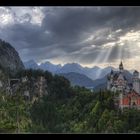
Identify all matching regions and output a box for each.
[0,39,24,73]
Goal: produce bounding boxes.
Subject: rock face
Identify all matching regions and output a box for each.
[0,39,24,73]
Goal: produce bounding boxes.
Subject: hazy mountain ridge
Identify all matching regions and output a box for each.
[59,72,95,87]
[24,60,119,80]
[24,60,38,70]
[0,38,134,91]
[39,61,62,74]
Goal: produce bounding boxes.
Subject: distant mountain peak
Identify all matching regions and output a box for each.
[42,61,51,64]
[24,60,129,82]
[59,72,94,87]
[92,66,101,69]
[24,59,38,69]
[41,61,62,67]
[94,66,100,68]
[64,62,82,67]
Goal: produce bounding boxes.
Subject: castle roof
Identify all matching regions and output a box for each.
[123,75,127,81]
[120,61,123,66]
[134,70,139,74]
[112,72,127,81]
[119,61,124,70]
[128,83,133,87]
[110,69,114,75]
[113,73,119,80]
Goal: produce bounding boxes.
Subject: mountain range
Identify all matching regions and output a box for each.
[59,72,95,88]
[24,60,118,80]
[0,38,134,91]
[24,60,134,90]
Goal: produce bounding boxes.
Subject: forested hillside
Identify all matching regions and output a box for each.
[1,69,140,133]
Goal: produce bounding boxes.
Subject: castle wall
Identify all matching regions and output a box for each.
[133,81,140,94]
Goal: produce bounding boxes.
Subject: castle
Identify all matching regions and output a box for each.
[107,61,140,109]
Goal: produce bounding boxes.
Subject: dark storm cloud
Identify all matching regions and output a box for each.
[42,7,140,38]
[1,6,140,63]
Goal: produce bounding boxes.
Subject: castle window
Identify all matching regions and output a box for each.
[132,102,136,106]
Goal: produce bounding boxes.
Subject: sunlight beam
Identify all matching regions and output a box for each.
[95,46,114,79]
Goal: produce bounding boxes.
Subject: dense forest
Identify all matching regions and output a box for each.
[1,69,140,133]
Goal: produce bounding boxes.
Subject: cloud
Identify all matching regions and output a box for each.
[0,6,140,68]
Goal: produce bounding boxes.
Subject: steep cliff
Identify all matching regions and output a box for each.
[0,39,24,73]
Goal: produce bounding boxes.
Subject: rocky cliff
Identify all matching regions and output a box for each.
[0,39,24,73]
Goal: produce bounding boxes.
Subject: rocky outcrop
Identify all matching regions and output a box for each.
[0,39,24,73]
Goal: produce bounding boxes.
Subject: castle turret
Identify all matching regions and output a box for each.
[119,61,124,73]
[133,70,140,94]
[107,70,114,90]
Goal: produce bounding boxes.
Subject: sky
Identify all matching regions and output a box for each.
[0,6,140,70]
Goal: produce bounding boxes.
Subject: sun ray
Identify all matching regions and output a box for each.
[95,46,114,79]
[117,46,123,63]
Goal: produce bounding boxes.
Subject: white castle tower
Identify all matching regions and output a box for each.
[107,70,113,90]
[107,61,126,93]
[133,70,140,94]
